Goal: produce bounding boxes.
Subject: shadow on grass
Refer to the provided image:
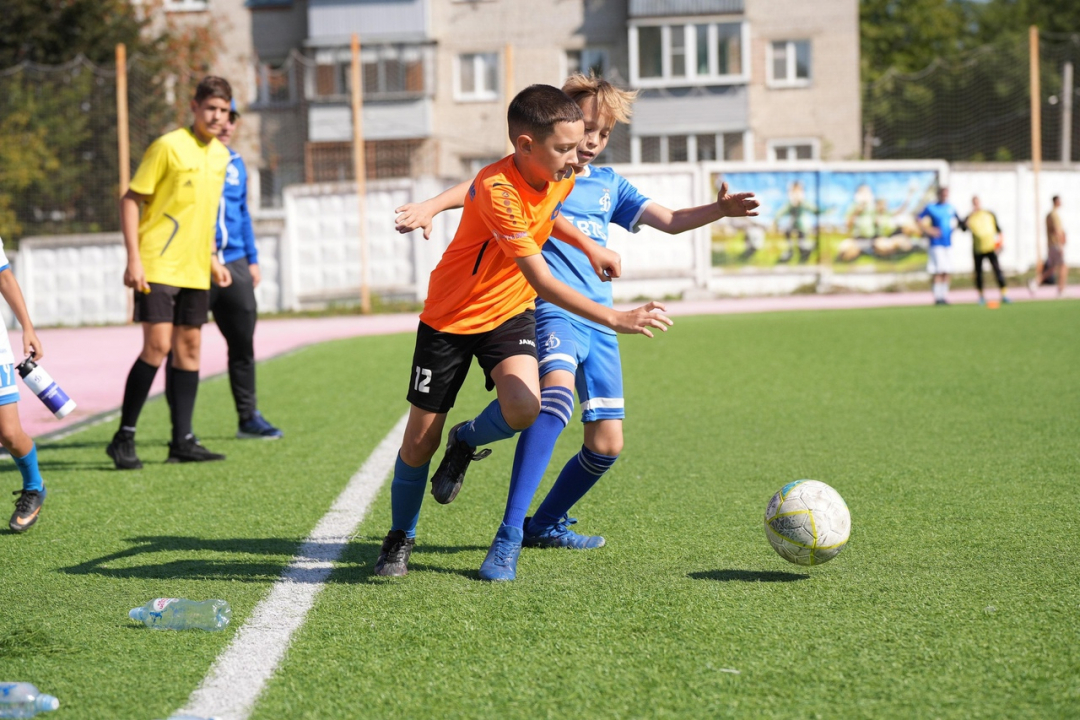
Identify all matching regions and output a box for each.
[689,569,809,582]
[58,535,486,584]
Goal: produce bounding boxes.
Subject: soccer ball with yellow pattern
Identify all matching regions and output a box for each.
[764,480,851,566]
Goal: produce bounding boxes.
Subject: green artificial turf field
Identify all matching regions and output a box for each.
[2,301,1078,719]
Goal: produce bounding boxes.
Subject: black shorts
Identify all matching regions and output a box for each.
[406,310,537,414]
[133,283,210,326]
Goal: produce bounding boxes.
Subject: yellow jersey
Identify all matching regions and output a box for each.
[966,209,1000,254]
[129,127,230,289]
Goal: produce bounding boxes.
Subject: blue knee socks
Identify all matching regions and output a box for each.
[457,399,518,448]
[532,445,618,527]
[390,453,429,539]
[503,386,574,529]
[14,443,44,493]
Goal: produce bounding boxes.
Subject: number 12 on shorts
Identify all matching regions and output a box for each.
[413,366,431,393]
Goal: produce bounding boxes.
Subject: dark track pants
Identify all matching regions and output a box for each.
[210,258,259,421]
[973,251,1006,293]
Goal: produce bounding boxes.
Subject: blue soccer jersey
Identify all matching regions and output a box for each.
[918,202,961,247]
[535,165,652,335]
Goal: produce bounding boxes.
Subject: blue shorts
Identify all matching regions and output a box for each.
[536,313,624,423]
[0,364,19,406]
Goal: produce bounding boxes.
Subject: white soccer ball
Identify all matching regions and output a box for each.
[764,480,851,566]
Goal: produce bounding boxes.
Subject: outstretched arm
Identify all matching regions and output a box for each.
[640,181,759,235]
[515,254,671,337]
[395,181,470,239]
[551,215,621,281]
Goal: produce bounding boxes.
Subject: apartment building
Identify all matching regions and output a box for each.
[222,0,860,203]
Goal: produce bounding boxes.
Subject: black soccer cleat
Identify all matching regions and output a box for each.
[429,422,491,504]
[106,430,143,470]
[373,529,416,577]
[9,489,45,533]
[167,436,226,463]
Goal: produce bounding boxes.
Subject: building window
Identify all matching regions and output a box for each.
[635,132,748,163]
[456,53,499,101]
[630,21,746,87]
[309,45,430,102]
[164,0,209,11]
[768,40,811,87]
[360,46,426,99]
[768,139,818,161]
[566,49,610,78]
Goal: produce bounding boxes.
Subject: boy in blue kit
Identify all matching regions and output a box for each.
[0,236,49,532]
[918,186,964,306]
[395,74,758,580]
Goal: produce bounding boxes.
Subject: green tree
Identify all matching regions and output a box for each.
[0,1,222,242]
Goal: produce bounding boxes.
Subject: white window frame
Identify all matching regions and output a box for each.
[453,52,500,102]
[163,0,209,11]
[767,138,820,162]
[628,17,750,88]
[631,131,752,163]
[767,39,812,88]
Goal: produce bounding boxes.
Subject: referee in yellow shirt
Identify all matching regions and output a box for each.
[107,76,235,469]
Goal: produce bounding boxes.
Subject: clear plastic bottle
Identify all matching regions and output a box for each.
[0,682,59,718]
[129,598,231,631]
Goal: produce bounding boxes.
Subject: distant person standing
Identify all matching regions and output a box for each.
[965,195,1010,305]
[918,186,964,306]
[1030,195,1067,297]
[106,76,234,470]
[165,100,283,439]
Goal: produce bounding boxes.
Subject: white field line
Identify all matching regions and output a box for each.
[175,412,409,720]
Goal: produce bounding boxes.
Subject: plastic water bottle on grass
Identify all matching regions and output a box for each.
[0,682,59,718]
[129,598,231,631]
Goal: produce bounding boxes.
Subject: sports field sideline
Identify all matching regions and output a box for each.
[2,291,1078,719]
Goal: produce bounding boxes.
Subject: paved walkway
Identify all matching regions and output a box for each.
[11,285,1077,440]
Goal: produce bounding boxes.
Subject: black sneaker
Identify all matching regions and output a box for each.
[9,489,45,533]
[106,430,143,470]
[373,529,416,577]
[167,436,226,463]
[429,422,491,504]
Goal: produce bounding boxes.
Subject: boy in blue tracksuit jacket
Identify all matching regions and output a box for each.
[168,100,283,439]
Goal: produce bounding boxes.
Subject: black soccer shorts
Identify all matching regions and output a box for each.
[133,283,210,326]
[406,310,538,414]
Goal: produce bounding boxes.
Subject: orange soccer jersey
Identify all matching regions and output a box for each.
[419,156,575,334]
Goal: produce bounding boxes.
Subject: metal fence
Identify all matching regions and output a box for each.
[864,31,1080,163]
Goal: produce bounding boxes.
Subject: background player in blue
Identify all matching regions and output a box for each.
[918,186,965,306]
[165,100,282,439]
[394,74,758,580]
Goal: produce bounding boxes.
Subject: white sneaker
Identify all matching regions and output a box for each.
[1027,278,1037,296]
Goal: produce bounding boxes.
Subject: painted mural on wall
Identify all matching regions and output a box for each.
[710,169,941,272]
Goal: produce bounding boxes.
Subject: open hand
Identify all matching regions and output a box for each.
[613,301,673,338]
[716,182,760,218]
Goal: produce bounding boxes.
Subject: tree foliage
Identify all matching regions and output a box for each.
[0,1,222,242]
[861,0,1080,161]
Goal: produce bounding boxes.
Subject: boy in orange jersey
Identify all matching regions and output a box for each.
[374,85,671,577]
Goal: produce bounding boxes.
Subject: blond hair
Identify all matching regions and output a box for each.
[561,73,637,126]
